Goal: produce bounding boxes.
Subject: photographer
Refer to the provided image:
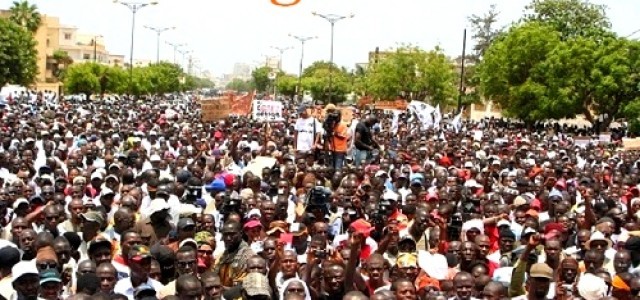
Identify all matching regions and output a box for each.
[326,108,349,169]
[354,115,380,166]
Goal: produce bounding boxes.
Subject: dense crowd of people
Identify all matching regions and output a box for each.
[0,91,639,300]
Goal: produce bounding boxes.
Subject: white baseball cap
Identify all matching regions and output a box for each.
[12,260,38,283]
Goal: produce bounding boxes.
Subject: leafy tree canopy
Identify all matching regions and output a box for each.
[9,0,41,33]
[0,18,38,87]
[523,0,611,40]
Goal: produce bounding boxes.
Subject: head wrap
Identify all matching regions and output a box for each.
[278,278,311,300]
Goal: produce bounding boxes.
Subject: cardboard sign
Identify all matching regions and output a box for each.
[200,95,232,122]
[242,156,277,179]
[252,100,284,121]
[340,107,354,124]
[574,137,591,148]
[623,138,640,151]
[599,133,611,143]
[373,100,408,110]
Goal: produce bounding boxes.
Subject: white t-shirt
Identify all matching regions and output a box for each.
[294,117,322,152]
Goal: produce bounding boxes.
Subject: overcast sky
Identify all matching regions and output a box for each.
[2,0,638,77]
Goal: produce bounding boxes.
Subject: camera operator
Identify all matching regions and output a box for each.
[326,108,349,169]
[354,115,380,166]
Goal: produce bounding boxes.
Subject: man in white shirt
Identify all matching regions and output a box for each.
[294,105,323,153]
[113,245,164,298]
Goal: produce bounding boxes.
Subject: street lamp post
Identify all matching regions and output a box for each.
[114,0,158,93]
[177,49,192,71]
[92,35,103,63]
[289,34,317,101]
[166,42,184,64]
[144,25,175,63]
[312,12,354,104]
[271,46,292,101]
[270,46,292,71]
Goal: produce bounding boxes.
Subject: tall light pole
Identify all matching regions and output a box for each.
[312,12,354,104]
[289,34,317,100]
[177,49,192,71]
[92,35,103,63]
[271,46,292,101]
[144,25,175,63]
[270,46,292,71]
[165,41,184,64]
[114,0,158,93]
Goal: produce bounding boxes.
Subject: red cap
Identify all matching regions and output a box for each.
[244,219,262,229]
[214,131,223,139]
[426,192,439,202]
[350,219,374,238]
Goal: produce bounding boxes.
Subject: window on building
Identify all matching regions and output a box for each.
[64,33,72,40]
[83,53,91,60]
[46,39,50,47]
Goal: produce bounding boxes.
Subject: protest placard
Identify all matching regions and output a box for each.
[252,100,284,121]
[623,138,640,151]
[201,95,232,122]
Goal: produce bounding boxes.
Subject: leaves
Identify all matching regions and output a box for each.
[9,0,41,33]
[477,22,566,122]
[252,66,272,92]
[477,6,640,125]
[365,46,458,106]
[226,78,254,92]
[523,0,611,40]
[468,4,503,61]
[63,62,199,96]
[0,18,38,87]
[275,74,298,97]
[301,61,351,103]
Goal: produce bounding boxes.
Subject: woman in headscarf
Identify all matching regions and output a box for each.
[279,278,311,300]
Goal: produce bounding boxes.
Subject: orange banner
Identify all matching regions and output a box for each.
[231,91,254,115]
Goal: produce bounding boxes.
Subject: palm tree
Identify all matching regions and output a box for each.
[9,0,42,33]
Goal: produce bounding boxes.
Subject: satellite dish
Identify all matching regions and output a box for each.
[268,72,277,80]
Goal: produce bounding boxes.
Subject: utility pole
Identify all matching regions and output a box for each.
[457,29,467,114]
[144,25,175,63]
[289,34,317,101]
[165,41,184,64]
[312,12,354,104]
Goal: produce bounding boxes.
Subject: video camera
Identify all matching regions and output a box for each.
[305,186,330,215]
[370,200,391,227]
[184,185,203,203]
[323,110,341,137]
[220,193,242,215]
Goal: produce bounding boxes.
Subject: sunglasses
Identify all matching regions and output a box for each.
[198,249,213,255]
[38,262,58,270]
[177,259,196,268]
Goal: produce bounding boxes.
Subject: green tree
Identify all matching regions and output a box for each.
[226,78,253,92]
[523,0,611,40]
[145,62,183,94]
[477,22,566,122]
[416,48,459,106]
[131,67,152,96]
[51,50,73,80]
[62,63,101,95]
[365,46,424,100]
[301,61,351,103]
[9,0,42,33]
[275,74,298,97]
[468,4,502,61]
[252,66,272,92]
[0,18,38,87]
[364,46,458,105]
[101,66,128,94]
